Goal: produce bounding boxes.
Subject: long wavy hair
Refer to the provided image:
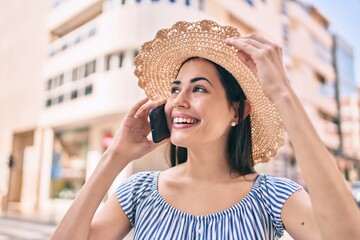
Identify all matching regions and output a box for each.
[170,57,255,175]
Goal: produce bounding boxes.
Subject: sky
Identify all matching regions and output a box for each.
[305,0,360,86]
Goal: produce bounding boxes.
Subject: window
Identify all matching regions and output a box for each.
[283,24,289,41]
[85,60,96,77]
[105,55,112,71]
[47,79,52,90]
[61,43,68,51]
[316,73,326,85]
[46,99,52,107]
[318,109,337,123]
[88,27,96,37]
[282,24,289,55]
[71,90,78,99]
[245,0,254,6]
[50,128,89,199]
[316,73,335,98]
[72,68,78,81]
[312,36,332,64]
[58,95,64,103]
[74,35,81,44]
[85,85,93,95]
[59,74,64,86]
[119,52,124,68]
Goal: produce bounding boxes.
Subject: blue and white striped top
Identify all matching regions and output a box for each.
[116,171,301,239]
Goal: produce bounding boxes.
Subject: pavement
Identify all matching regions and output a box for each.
[0,217,55,240]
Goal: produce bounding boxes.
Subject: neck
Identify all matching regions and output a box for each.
[180,141,237,182]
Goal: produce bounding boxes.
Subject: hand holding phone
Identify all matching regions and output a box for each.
[149,104,170,143]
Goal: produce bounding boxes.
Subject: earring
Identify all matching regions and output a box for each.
[231,122,236,127]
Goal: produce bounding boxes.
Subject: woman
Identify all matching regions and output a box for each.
[51,20,360,239]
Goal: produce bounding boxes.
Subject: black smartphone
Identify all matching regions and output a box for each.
[149,104,170,143]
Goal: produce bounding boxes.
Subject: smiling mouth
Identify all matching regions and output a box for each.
[173,117,199,124]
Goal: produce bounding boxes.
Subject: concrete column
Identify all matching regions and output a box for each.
[38,127,54,213]
[21,146,39,212]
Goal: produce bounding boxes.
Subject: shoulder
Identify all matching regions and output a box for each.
[253,174,303,208]
[250,174,304,236]
[257,174,303,194]
[117,171,158,194]
[281,185,322,239]
[115,171,159,226]
[116,171,159,204]
[126,171,158,183]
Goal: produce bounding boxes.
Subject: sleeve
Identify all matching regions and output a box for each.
[115,171,155,227]
[259,175,303,237]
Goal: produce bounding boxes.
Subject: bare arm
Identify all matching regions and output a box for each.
[282,189,322,240]
[51,150,130,240]
[50,98,166,240]
[227,34,360,239]
[273,79,360,239]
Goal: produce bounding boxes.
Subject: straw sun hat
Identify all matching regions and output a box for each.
[134,19,284,164]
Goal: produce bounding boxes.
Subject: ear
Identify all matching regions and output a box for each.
[230,100,251,125]
[243,99,251,120]
[230,102,240,124]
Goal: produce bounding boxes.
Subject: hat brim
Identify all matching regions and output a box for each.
[134,20,284,164]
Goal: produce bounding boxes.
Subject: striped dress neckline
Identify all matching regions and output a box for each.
[151,171,263,221]
[116,171,303,239]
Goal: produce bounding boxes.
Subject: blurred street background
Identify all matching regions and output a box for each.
[0,0,359,239]
[0,217,55,240]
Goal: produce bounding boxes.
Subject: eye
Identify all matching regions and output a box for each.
[171,87,180,94]
[193,86,207,93]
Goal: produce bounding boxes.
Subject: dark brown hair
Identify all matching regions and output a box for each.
[170,57,255,175]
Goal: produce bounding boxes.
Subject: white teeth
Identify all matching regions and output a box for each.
[173,117,197,124]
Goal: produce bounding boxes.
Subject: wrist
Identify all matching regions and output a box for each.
[270,87,296,109]
[102,146,132,168]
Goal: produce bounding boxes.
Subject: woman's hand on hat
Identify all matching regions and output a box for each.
[226,34,290,104]
[106,98,167,164]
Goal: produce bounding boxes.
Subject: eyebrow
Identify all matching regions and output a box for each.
[171,77,213,86]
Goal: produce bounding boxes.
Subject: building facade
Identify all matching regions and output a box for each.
[333,36,360,180]
[0,0,354,229]
[0,0,49,217]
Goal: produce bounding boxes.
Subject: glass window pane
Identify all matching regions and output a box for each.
[72,68,78,81]
[71,90,78,99]
[85,85,93,95]
[50,128,89,199]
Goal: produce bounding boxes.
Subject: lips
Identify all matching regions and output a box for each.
[171,113,200,126]
[173,117,199,124]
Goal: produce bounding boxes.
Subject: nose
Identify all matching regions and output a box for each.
[172,90,190,109]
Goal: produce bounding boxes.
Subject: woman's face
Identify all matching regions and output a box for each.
[165,58,238,148]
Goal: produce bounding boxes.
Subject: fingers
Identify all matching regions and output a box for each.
[243,34,283,57]
[236,50,257,74]
[226,37,259,55]
[134,99,166,119]
[226,33,282,57]
[242,33,277,48]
